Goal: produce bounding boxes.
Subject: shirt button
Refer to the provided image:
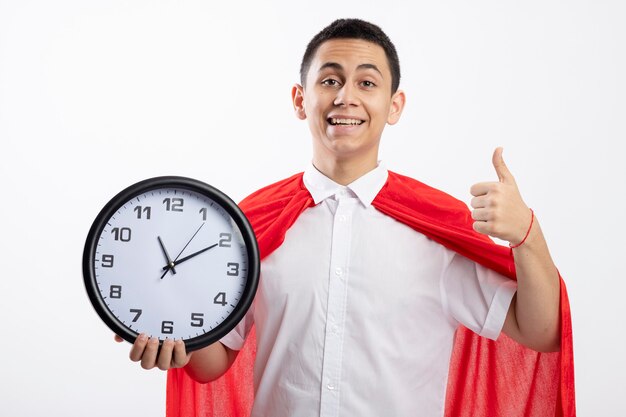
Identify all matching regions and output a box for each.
[327,383,335,390]
[338,214,347,222]
[331,325,339,333]
[335,267,343,276]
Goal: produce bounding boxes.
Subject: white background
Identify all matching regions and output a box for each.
[1,0,624,415]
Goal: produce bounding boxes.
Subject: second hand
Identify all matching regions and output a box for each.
[161,222,205,279]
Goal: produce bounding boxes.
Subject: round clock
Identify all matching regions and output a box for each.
[82,176,259,352]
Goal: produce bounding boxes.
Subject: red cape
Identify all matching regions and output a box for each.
[167,171,575,416]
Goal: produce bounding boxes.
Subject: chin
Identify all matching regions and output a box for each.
[327,143,378,163]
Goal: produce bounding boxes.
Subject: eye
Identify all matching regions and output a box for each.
[321,78,341,87]
[361,80,376,88]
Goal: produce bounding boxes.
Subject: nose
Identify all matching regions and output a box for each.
[333,83,360,107]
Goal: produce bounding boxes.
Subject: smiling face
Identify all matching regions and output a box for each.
[292,39,406,179]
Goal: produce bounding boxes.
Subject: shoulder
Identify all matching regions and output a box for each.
[383,170,469,214]
[239,172,305,210]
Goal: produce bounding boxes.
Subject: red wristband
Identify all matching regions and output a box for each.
[509,208,534,251]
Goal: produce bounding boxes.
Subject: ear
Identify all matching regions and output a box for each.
[292,84,307,120]
[387,89,406,125]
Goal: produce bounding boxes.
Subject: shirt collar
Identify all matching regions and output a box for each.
[303,162,389,207]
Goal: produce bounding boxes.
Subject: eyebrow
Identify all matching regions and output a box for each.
[318,62,383,77]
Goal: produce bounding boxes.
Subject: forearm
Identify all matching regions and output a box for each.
[184,341,239,383]
[508,218,561,352]
[470,148,562,352]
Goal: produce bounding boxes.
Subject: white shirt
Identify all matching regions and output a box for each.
[222,163,517,417]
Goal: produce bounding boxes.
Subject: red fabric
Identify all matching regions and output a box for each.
[167,171,575,417]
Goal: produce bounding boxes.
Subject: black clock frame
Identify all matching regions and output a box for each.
[82,176,260,352]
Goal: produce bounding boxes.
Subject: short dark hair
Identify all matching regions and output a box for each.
[300,18,401,93]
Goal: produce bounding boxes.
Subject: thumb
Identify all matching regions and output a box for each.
[492,147,513,183]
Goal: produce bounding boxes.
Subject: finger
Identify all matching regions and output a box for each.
[470,181,497,197]
[492,147,513,183]
[157,339,175,371]
[140,337,160,369]
[470,195,489,209]
[471,208,491,221]
[472,220,490,235]
[129,333,149,362]
[171,340,191,368]
[114,334,124,343]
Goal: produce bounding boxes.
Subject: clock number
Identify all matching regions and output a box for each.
[191,313,204,327]
[134,205,151,219]
[111,227,131,242]
[130,308,142,322]
[214,292,227,306]
[163,197,184,212]
[219,233,232,247]
[199,207,207,221]
[101,254,114,268]
[110,285,122,299]
[161,321,174,334]
[227,262,239,276]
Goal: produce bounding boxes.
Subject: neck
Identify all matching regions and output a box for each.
[312,155,378,185]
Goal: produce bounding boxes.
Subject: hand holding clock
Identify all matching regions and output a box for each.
[114,333,191,370]
[114,333,239,379]
[129,224,226,370]
[113,219,243,373]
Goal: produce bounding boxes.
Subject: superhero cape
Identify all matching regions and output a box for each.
[167,171,575,417]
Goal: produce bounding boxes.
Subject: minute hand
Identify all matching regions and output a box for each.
[163,243,219,269]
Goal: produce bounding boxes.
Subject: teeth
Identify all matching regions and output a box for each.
[330,118,363,126]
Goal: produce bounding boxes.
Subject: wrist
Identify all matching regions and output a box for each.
[509,208,534,249]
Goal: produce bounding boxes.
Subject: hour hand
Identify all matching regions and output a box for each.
[158,236,176,276]
[163,243,219,270]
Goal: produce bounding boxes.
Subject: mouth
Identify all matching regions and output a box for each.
[327,117,365,126]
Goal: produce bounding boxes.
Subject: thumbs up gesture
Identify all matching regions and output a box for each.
[470,148,533,245]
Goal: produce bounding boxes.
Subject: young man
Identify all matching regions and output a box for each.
[124,19,574,417]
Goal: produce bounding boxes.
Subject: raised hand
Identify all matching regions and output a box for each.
[469,147,532,245]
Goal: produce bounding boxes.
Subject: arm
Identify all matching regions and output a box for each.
[502,219,561,352]
[470,148,561,353]
[115,334,239,382]
[183,341,239,383]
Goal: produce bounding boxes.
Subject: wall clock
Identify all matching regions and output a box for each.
[82,176,259,352]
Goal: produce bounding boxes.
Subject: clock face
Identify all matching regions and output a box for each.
[83,177,259,352]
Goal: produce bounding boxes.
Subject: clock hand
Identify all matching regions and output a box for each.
[157,236,177,275]
[161,222,205,279]
[162,243,218,270]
